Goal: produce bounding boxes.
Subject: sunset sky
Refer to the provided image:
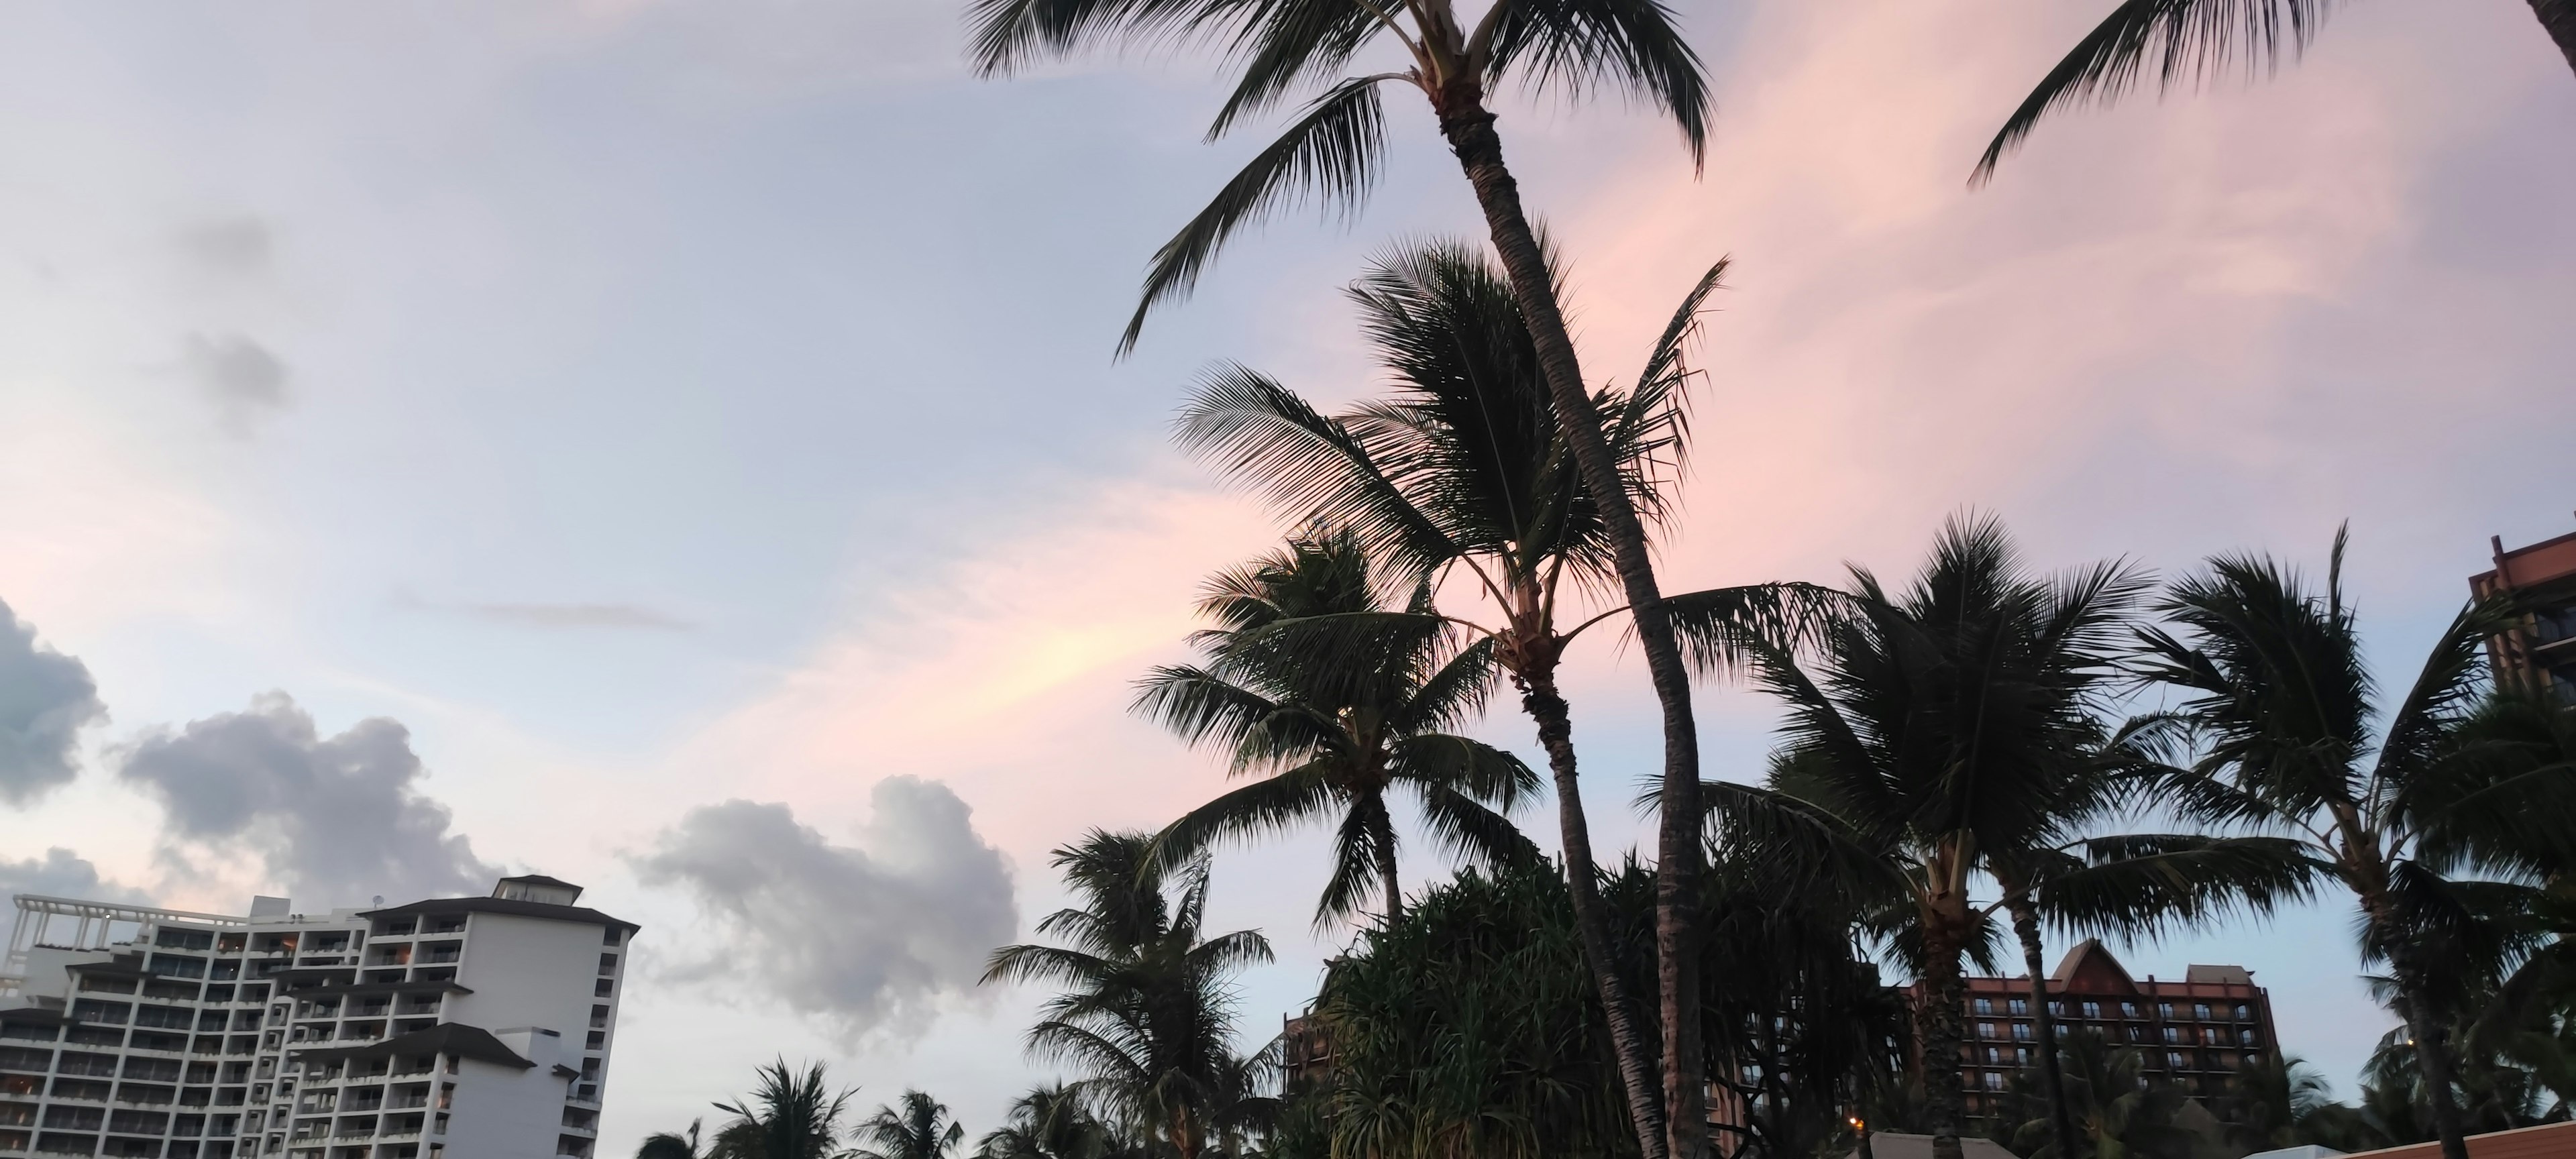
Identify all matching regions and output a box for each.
[0,0,2571,1153]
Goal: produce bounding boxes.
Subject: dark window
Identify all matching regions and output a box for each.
[2081,1001,2102,1019]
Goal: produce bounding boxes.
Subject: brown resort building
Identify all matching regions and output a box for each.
[1902,940,2279,1125]
[2471,517,2576,705]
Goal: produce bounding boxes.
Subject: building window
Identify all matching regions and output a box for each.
[2194,1003,2212,1020]
[1982,1072,2004,1091]
[2006,998,2028,1015]
[2241,1029,2259,1046]
[1972,999,1994,1015]
[2234,1003,2251,1020]
[2161,1027,2179,1044]
[1983,1047,2002,1064]
[2121,1001,2140,1018]
[2167,1052,2187,1070]
[2081,1001,2102,1019]
[1976,1022,1997,1040]
[2157,1002,2174,1019]
[2012,1024,2033,1042]
[2015,1047,2031,1065]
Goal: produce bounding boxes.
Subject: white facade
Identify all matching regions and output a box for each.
[0,875,633,1159]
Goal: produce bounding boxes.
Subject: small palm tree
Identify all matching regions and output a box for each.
[971,0,1731,1143]
[2020,1030,2199,1159]
[984,831,1276,1159]
[2218,1052,2334,1154]
[853,1091,965,1159]
[974,1084,1127,1159]
[639,1121,703,1159]
[1974,0,2576,183]
[708,1060,858,1159]
[1138,528,1540,926]
[2133,529,2576,1159]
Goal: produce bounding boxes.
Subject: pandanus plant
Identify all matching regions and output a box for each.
[1177,239,1844,1150]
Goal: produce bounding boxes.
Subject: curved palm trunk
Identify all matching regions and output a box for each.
[1918,907,1972,1159]
[1518,662,1672,1159]
[1431,80,1709,1159]
[2530,0,2576,76]
[2003,892,2077,1159]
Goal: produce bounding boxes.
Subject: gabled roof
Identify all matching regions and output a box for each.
[2049,938,2140,994]
[289,1023,533,1070]
[360,896,637,935]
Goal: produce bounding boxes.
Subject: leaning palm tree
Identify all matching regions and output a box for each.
[984,831,1277,1159]
[2131,529,2576,1159]
[1138,528,1540,926]
[969,1,1724,1145]
[853,1091,965,1159]
[1705,515,2167,1159]
[1177,239,1841,1150]
[1973,0,2576,183]
[708,1060,859,1159]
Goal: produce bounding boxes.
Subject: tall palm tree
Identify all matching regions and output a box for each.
[968,1,1724,1146]
[1973,0,2576,183]
[853,1092,965,1159]
[1704,515,2176,1159]
[707,1060,859,1159]
[1138,528,1540,926]
[1176,239,1839,1151]
[2131,529,2576,1159]
[984,830,1277,1159]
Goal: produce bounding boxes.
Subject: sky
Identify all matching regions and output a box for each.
[0,0,2570,1152]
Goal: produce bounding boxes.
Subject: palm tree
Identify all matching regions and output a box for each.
[984,830,1277,1159]
[853,1092,965,1159]
[707,1060,859,1159]
[975,1085,1129,1159]
[2218,1052,2334,1154]
[1138,528,1540,926]
[1703,515,2179,1159]
[1980,744,2321,1158]
[2016,1030,2200,1159]
[640,1121,704,1159]
[1175,239,1839,1152]
[2131,529,2576,1159]
[1973,0,2576,183]
[968,1,1724,1146]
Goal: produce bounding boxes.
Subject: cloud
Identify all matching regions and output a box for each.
[182,332,290,433]
[458,602,692,631]
[630,777,1017,1042]
[0,596,108,804]
[115,692,500,907]
[175,217,275,280]
[0,848,152,950]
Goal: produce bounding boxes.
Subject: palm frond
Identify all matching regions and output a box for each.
[1121,74,1390,354]
[1971,0,2332,183]
[1481,0,1713,166]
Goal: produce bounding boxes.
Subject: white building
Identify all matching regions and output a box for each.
[0,875,634,1159]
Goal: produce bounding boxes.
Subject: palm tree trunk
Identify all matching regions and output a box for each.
[1918,913,1972,1159]
[2004,892,2077,1159]
[1372,809,1405,924]
[2530,0,2576,76]
[1517,662,1672,1159]
[2396,973,2473,1159]
[1431,78,1709,1159]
